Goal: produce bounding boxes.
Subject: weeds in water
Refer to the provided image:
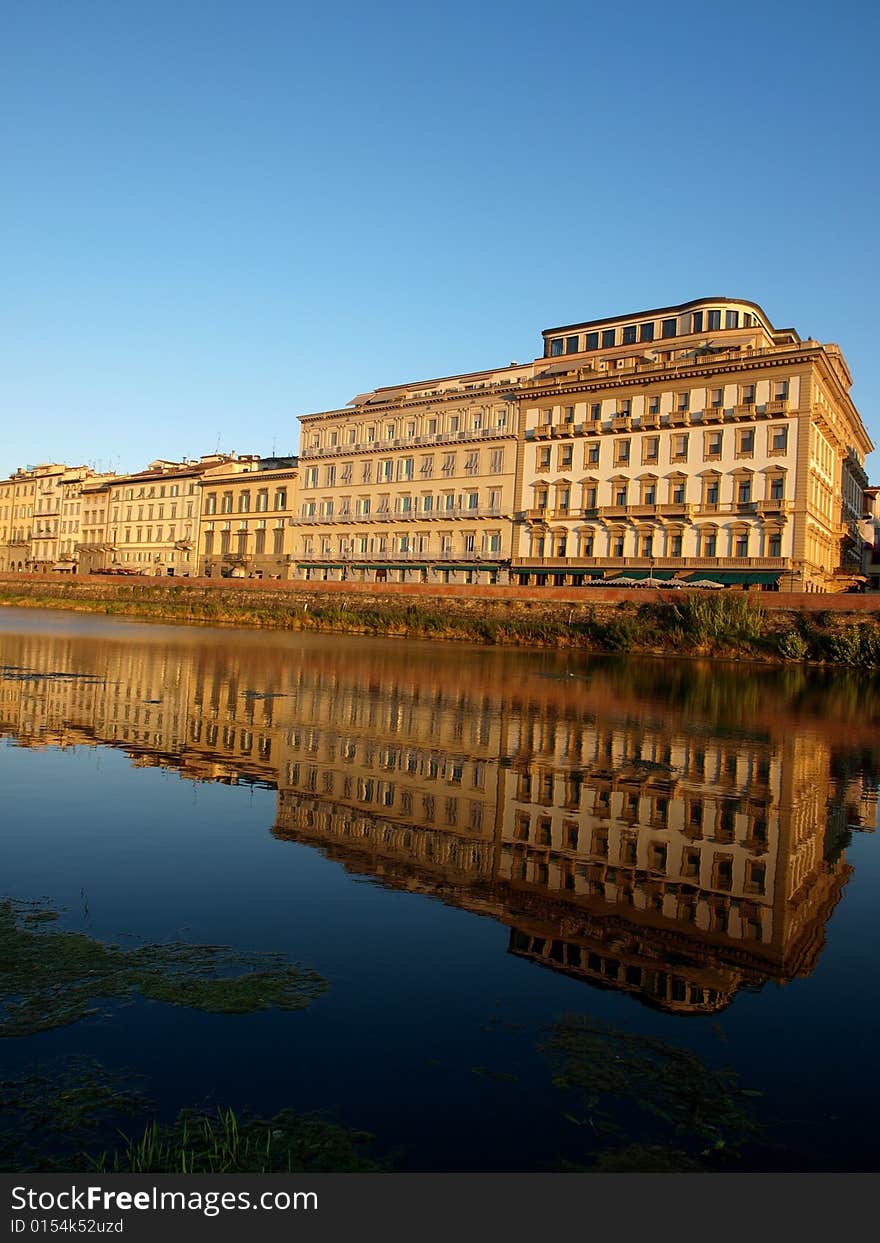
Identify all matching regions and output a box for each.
[540,1014,766,1171]
[0,897,328,1037]
[88,1106,383,1174]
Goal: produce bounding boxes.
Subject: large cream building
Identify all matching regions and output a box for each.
[296,298,872,590]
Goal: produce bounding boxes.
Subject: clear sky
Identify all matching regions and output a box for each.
[2,0,878,477]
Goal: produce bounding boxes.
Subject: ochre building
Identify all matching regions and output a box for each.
[296,297,872,590]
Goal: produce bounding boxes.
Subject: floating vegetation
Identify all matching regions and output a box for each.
[89,1106,383,1174]
[541,1014,766,1170]
[0,1057,151,1172]
[0,898,329,1038]
[0,664,105,684]
[0,1060,383,1173]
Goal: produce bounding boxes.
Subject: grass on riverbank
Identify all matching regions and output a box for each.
[2,581,880,665]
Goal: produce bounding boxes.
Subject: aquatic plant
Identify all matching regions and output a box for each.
[0,1058,150,1172]
[89,1106,383,1174]
[0,898,328,1038]
[540,1014,765,1169]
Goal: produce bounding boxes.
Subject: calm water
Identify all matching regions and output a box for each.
[1,606,879,1171]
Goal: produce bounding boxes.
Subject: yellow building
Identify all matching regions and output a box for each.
[0,463,112,573]
[296,298,872,590]
[296,363,534,584]
[198,456,299,579]
[89,455,244,576]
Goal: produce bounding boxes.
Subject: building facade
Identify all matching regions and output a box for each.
[0,463,113,573]
[198,456,298,579]
[88,455,242,576]
[296,298,872,590]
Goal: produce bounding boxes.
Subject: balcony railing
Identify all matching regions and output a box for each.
[295,507,505,524]
[513,555,787,570]
[296,549,502,564]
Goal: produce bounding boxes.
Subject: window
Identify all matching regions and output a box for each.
[618,398,631,416]
[566,335,579,353]
[564,405,575,424]
[737,479,752,503]
[671,434,689,461]
[274,489,287,510]
[705,480,720,507]
[538,447,551,469]
[704,431,723,459]
[221,493,232,514]
[768,532,782,557]
[590,402,601,421]
[670,532,683,556]
[677,391,690,412]
[741,384,756,405]
[708,309,721,331]
[614,485,627,506]
[735,531,748,556]
[442,453,455,476]
[622,324,637,344]
[710,387,724,408]
[614,439,631,465]
[770,476,784,500]
[640,322,654,343]
[774,380,789,401]
[586,331,599,350]
[398,457,415,481]
[691,311,703,333]
[602,328,615,348]
[725,309,739,329]
[612,532,625,556]
[587,443,599,465]
[420,455,434,477]
[642,483,656,505]
[648,396,660,415]
[550,338,564,356]
[237,491,250,513]
[464,452,479,476]
[661,318,677,338]
[205,493,217,515]
[771,426,788,453]
[643,437,659,464]
[737,429,755,456]
[559,445,573,468]
[325,465,335,487]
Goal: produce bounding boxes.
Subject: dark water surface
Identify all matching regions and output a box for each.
[1,606,879,1171]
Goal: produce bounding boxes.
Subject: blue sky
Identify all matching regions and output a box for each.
[1,0,878,476]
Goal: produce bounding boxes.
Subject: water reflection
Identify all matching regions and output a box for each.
[1,617,877,1016]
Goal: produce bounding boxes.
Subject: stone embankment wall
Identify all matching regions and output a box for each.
[0,572,878,613]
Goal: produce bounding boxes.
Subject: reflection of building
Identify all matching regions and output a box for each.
[1,625,875,1012]
[296,298,871,590]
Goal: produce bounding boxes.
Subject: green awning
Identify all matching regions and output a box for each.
[682,571,781,585]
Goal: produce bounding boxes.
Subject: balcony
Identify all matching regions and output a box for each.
[765,399,789,414]
[733,403,756,419]
[513,555,787,572]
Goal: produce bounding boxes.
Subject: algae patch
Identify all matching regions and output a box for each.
[541,1013,766,1170]
[0,898,328,1037]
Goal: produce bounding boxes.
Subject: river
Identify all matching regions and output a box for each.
[1,606,878,1171]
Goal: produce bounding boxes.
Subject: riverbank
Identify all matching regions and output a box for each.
[1,574,879,664]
